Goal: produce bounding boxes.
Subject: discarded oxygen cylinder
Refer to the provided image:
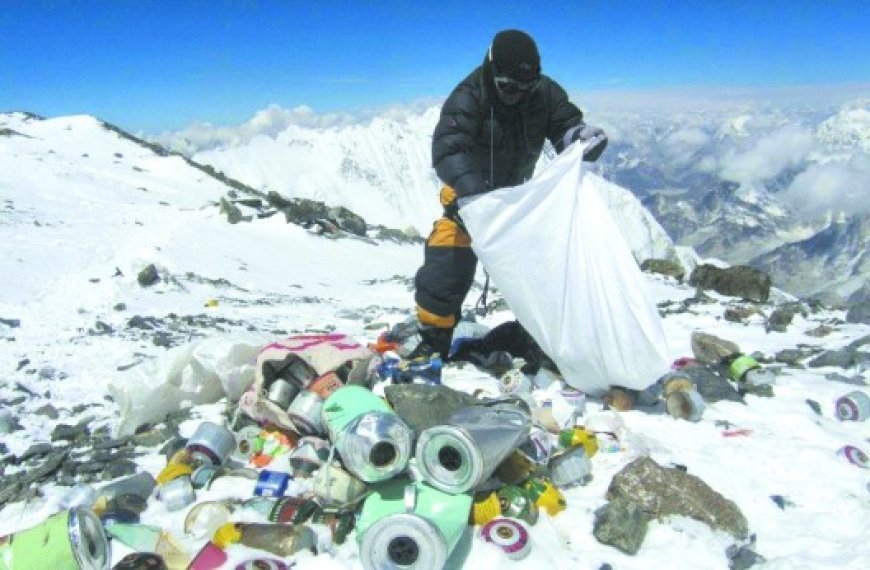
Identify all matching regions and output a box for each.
[287,390,326,436]
[357,479,472,570]
[836,391,870,421]
[213,522,317,558]
[0,507,110,570]
[186,421,237,466]
[322,386,413,483]
[416,403,531,494]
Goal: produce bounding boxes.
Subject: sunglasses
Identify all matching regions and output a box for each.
[494,75,540,96]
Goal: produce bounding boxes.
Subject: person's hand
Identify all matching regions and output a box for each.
[571,124,608,162]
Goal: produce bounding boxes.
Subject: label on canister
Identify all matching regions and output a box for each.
[835,391,870,422]
[255,470,291,497]
[838,445,869,468]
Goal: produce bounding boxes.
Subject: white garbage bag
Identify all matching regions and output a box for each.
[459,142,670,395]
[110,335,264,435]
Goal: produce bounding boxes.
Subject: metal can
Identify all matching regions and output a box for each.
[499,369,532,396]
[480,518,531,560]
[660,371,695,397]
[266,378,299,409]
[523,477,566,517]
[557,427,599,457]
[186,421,236,466]
[158,476,196,511]
[836,391,870,421]
[548,446,592,488]
[0,507,109,570]
[268,496,309,524]
[496,486,538,525]
[665,389,706,422]
[309,371,345,400]
[838,445,869,468]
[286,390,326,436]
[254,470,292,497]
[470,491,502,526]
[603,387,634,411]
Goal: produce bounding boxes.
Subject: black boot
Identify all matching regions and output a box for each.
[408,326,453,360]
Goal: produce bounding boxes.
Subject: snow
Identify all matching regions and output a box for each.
[2,113,870,569]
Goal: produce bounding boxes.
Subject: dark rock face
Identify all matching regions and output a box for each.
[640,259,686,282]
[680,364,743,403]
[689,264,771,303]
[329,206,367,236]
[593,495,650,554]
[846,301,870,325]
[607,457,749,539]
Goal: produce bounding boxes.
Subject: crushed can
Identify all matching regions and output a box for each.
[480,518,531,560]
[496,485,539,525]
[835,391,870,421]
[158,476,195,512]
[558,427,599,457]
[357,479,472,570]
[288,436,330,476]
[519,428,555,466]
[309,371,344,400]
[0,507,109,570]
[548,446,593,488]
[322,386,413,483]
[523,477,566,516]
[213,523,316,558]
[416,403,531,494]
[186,421,236,466]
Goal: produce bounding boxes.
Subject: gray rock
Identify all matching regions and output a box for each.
[808,347,860,369]
[219,196,246,224]
[689,264,771,303]
[35,403,60,419]
[27,450,68,482]
[51,423,89,443]
[94,437,132,451]
[691,331,740,364]
[0,478,25,507]
[21,443,54,461]
[103,459,139,480]
[680,365,743,403]
[640,259,685,282]
[328,206,367,236]
[774,349,806,365]
[593,496,650,554]
[846,301,870,325]
[137,264,160,287]
[767,304,802,332]
[805,324,834,337]
[723,306,760,323]
[607,457,749,539]
[384,384,481,433]
[824,372,868,386]
[728,543,765,570]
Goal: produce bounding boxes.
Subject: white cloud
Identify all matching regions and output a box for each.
[778,153,870,218]
[719,125,815,184]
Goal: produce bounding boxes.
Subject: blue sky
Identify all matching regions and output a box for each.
[2,1,868,133]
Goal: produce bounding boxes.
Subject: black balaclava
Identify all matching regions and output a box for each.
[486,29,541,106]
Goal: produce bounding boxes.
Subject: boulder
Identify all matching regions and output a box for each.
[607,457,749,539]
[690,331,740,364]
[384,383,480,433]
[846,301,870,325]
[640,259,685,282]
[593,495,650,554]
[689,264,771,303]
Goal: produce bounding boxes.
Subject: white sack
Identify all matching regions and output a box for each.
[460,142,670,395]
[110,335,264,436]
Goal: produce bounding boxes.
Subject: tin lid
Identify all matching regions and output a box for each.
[69,507,111,570]
[359,513,448,570]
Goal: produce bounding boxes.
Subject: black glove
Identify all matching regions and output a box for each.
[568,123,608,162]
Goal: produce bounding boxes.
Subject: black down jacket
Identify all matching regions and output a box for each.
[432,62,585,198]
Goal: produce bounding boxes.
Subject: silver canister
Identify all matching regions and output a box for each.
[333,413,414,483]
[416,403,531,494]
[360,513,448,570]
[286,390,326,436]
[267,379,299,409]
[836,391,870,421]
[186,421,236,466]
[665,389,706,422]
[158,476,196,511]
[70,507,111,570]
[548,446,592,488]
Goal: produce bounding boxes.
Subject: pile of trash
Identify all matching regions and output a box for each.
[2,319,868,570]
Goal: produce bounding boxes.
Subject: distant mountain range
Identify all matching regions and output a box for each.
[5,94,869,306]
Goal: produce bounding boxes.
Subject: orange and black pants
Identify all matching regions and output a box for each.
[414,186,478,330]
